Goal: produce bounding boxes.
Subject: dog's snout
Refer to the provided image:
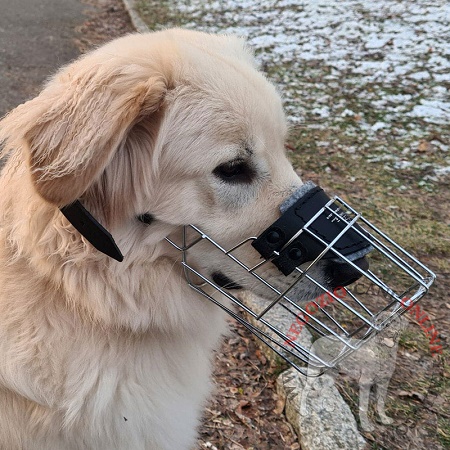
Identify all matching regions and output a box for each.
[327,257,369,288]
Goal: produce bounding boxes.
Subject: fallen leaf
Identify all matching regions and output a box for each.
[273,397,286,415]
[255,349,267,365]
[397,390,425,401]
[235,400,253,427]
[417,140,432,153]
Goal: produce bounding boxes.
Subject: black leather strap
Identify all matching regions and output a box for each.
[60,201,124,262]
[252,187,371,275]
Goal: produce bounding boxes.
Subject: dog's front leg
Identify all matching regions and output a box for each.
[375,379,394,425]
[358,381,375,432]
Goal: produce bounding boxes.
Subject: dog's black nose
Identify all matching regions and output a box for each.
[327,257,369,288]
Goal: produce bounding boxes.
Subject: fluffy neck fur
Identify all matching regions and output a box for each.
[0,149,227,449]
[0,147,213,334]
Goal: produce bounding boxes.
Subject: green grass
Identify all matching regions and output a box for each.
[398,328,430,353]
[438,417,450,448]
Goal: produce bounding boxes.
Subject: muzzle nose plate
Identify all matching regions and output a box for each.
[252,182,373,276]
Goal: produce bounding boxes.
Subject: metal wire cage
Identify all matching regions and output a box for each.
[166,196,436,376]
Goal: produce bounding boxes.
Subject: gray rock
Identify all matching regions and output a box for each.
[277,369,367,450]
[238,291,313,369]
[238,292,367,450]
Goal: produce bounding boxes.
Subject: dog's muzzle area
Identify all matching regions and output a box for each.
[163,181,435,375]
[209,182,372,297]
[251,181,373,277]
[60,181,435,376]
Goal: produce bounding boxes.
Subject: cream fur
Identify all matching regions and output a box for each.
[0,29,306,449]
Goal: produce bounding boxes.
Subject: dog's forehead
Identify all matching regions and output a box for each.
[164,81,286,170]
[176,35,287,133]
[135,30,289,174]
[99,30,287,146]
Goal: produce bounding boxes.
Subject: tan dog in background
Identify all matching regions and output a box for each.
[0,29,307,449]
[300,314,407,431]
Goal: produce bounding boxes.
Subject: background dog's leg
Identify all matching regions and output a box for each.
[358,381,374,432]
[375,379,394,425]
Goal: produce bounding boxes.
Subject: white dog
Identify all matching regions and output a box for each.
[0,29,364,449]
[300,314,407,432]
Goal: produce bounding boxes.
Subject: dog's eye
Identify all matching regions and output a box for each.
[213,160,254,183]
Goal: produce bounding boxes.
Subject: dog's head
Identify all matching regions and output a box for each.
[0,29,364,302]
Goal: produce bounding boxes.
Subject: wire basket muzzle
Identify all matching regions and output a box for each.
[166,188,435,376]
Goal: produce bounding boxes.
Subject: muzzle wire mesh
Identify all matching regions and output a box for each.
[165,196,435,376]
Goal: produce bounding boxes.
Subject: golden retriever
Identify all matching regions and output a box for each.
[0,29,361,449]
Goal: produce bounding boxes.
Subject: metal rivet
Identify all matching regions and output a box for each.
[266,229,282,244]
[288,247,303,260]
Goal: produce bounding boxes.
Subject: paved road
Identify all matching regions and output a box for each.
[0,0,87,116]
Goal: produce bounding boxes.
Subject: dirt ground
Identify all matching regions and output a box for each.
[77,1,449,449]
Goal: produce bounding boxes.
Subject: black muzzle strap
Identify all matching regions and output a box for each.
[252,182,372,276]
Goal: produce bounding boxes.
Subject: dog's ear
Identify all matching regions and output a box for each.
[1,62,167,206]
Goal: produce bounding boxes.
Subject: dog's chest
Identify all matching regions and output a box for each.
[57,329,217,449]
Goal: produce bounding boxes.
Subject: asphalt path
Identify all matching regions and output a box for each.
[0,0,87,116]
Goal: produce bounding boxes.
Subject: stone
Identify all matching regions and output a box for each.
[277,368,367,450]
